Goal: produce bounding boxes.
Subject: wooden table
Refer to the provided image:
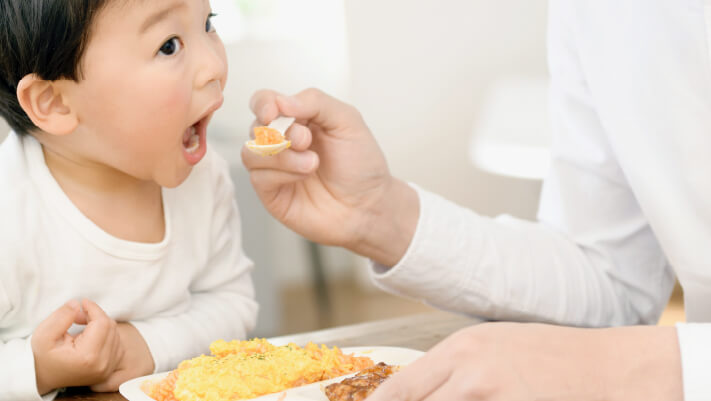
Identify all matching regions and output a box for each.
[57,311,482,400]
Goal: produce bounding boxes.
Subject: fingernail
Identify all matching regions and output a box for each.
[261,103,276,120]
[66,299,80,310]
[289,125,303,145]
[277,95,298,110]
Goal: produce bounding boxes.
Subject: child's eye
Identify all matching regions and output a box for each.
[206,13,217,33]
[159,37,182,56]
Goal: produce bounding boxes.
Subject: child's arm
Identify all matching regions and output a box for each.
[129,157,258,373]
[0,299,123,400]
[88,322,154,392]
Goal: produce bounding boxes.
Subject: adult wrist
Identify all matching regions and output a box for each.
[348,177,419,267]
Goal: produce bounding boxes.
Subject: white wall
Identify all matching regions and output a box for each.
[345,0,548,218]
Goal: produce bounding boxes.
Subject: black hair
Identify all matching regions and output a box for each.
[0,0,111,135]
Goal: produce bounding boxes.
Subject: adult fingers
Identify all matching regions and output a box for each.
[276,88,359,131]
[249,89,282,125]
[33,300,83,344]
[366,350,453,401]
[247,169,312,198]
[241,146,320,176]
[284,123,313,151]
[418,375,482,401]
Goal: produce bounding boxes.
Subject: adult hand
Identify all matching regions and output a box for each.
[32,299,124,395]
[90,322,154,392]
[367,322,682,401]
[242,88,419,266]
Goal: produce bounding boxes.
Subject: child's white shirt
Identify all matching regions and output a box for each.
[0,133,258,401]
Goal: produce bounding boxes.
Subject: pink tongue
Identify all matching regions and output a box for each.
[183,127,193,145]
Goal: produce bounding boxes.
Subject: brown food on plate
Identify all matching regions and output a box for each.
[324,362,399,401]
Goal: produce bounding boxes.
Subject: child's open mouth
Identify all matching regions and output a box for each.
[182,117,207,165]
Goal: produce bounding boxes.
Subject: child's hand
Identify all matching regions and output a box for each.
[31,299,123,395]
[90,322,155,392]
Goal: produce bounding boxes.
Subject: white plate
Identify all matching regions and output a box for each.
[119,346,424,401]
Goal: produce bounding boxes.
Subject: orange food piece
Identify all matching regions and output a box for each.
[254,126,285,145]
[150,370,179,401]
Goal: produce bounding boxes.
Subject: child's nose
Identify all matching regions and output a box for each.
[195,37,228,90]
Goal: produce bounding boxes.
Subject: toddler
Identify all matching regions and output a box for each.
[0,0,258,399]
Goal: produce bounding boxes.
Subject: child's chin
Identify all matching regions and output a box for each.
[158,166,194,188]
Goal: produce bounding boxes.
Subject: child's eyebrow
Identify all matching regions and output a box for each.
[139,1,186,34]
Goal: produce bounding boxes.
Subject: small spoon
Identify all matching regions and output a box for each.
[245,116,296,156]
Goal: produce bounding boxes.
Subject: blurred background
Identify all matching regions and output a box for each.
[205,0,551,337]
[207,0,550,214]
[0,0,682,336]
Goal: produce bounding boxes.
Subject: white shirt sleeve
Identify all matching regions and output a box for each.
[0,267,56,401]
[676,323,711,401]
[370,185,653,327]
[131,159,258,373]
[0,337,56,401]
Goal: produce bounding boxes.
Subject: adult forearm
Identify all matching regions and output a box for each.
[350,177,419,267]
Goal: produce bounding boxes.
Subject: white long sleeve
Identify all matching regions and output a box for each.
[371,185,669,327]
[371,0,711,399]
[0,336,55,401]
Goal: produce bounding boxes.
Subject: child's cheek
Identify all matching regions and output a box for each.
[153,84,191,115]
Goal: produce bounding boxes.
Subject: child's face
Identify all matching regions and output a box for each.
[61,0,227,187]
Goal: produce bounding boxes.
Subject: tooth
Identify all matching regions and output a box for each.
[186,133,200,153]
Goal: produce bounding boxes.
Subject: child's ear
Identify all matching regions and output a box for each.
[16,74,78,136]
